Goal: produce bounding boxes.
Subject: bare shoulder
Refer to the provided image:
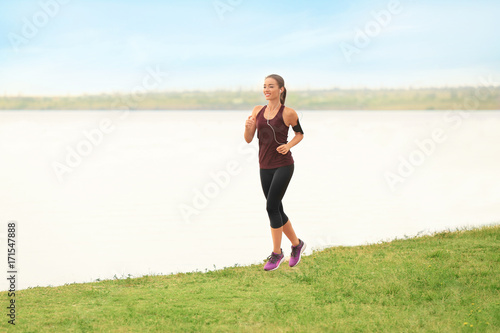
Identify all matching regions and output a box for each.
[283,106,298,126]
[252,105,264,118]
[283,106,298,117]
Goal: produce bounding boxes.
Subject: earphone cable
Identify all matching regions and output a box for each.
[267,117,286,145]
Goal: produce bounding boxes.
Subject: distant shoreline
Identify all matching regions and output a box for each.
[1,87,499,110]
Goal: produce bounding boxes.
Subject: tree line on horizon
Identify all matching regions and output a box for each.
[0,87,498,110]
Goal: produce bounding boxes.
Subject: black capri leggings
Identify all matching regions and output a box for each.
[259,163,294,229]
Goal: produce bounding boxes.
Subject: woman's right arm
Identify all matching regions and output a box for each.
[244,106,261,143]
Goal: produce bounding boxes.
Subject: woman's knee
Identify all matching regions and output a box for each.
[266,201,283,217]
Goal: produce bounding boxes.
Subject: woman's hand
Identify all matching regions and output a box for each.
[276,144,290,155]
[245,115,255,129]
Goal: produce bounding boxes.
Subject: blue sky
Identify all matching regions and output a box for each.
[0,0,499,95]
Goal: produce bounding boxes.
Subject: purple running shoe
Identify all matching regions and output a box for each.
[264,249,285,271]
[289,239,306,267]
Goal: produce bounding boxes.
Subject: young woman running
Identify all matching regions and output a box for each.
[244,74,306,271]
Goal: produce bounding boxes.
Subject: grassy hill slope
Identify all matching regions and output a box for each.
[1,224,499,332]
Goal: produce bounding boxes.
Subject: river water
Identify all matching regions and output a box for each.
[1,110,499,291]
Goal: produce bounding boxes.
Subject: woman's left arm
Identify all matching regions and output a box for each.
[277,108,304,155]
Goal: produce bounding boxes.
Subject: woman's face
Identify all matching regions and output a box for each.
[263,78,282,101]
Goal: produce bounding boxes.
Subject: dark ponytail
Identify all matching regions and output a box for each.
[281,87,287,105]
[265,74,287,105]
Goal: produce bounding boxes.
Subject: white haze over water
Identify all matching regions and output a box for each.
[0,110,499,291]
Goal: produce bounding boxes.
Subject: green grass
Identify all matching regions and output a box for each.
[1,87,499,110]
[2,224,499,332]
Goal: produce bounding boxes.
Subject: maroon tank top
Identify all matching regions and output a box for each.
[256,104,294,169]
